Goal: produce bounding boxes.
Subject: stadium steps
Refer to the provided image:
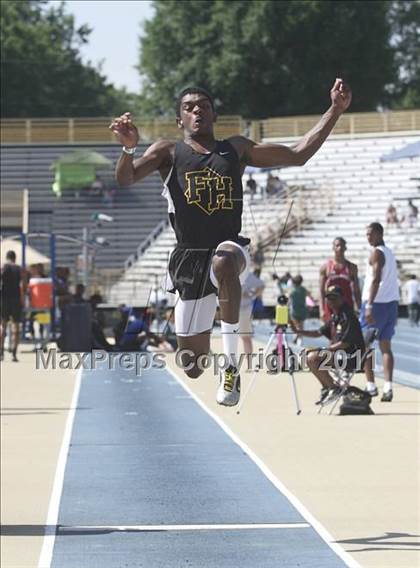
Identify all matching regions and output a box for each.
[0,143,167,271]
[110,128,420,306]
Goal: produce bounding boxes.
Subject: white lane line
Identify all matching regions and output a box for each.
[166,367,362,568]
[38,368,83,568]
[375,365,420,387]
[385,351,420,363]
[59,523,310,532]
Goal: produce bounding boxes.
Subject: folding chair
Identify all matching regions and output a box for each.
[318,328,378,415]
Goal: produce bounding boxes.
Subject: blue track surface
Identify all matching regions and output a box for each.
[50,364,350,568]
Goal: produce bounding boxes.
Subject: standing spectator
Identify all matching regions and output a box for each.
[0,251,23,362]
[289,275,314,343]
[360,223,399,402]
[55,267,72,311]
[265,172,275,196]
[238,269,265,359]
[273,271,293,295]
[27,263,52,350]
[320,237,361,321]
[72,283,87,303]
[403,275,420,326]
[401,199,418,228]
[246,174,257,201]
[252,240,265,271]
[385,203,399,227]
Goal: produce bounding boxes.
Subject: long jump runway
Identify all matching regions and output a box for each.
[41,363,358,568]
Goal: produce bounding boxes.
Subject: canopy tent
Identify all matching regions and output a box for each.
[50,150,112,196]
[1,238,50,267]
[380,140,420,162]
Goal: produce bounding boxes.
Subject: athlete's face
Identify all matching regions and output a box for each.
[366,227,381,246]
[333,239,346,255]
[177,94,216,136]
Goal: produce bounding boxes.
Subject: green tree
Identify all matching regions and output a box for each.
[138,0,417,118]
[1,0,128,117]
[387,0,420,108]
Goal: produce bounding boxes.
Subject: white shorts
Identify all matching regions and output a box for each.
[175,240,251,337]
[239,305,253,334]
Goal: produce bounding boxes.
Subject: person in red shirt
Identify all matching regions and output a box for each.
[319,237,361,321]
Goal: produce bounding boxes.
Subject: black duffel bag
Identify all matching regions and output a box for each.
[339,386,374,415]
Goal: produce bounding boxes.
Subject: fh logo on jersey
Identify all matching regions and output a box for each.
[184,168,233,215]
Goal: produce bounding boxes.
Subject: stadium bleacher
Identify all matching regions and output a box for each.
[109,133,420,305]
[1,130,419,306]
[253,134,420,302]
[0,144,167,283]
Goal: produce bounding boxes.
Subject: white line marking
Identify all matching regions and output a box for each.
[375,364,420,386]
[38,368,83,568]
[59,523,309,532]
[166,367,362,568]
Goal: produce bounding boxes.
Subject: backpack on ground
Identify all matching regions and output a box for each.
[339,386,374,415]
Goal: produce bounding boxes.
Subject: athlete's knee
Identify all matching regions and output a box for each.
[212,251,239,281]
[184,366,204,379]
[307,350,320,367]
[177,347,206,379]
[379,340,392,354]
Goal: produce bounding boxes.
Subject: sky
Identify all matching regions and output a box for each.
[48,1,154,92]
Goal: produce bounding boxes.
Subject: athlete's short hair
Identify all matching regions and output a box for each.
[293,275,303,286]
[368,222,384,235]
[176,87,215,117]
[333,237,346,246]
[6,250,16,261]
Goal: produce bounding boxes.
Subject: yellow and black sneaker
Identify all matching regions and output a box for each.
[216,365,241,407]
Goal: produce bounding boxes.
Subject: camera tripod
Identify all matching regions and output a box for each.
[237,323,302,415]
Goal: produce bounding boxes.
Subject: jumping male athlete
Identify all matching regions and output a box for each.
[110,79,352,406]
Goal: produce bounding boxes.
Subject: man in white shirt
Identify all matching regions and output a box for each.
[360,223,399,402]
[239,269,265,363]
[403,275,419,326]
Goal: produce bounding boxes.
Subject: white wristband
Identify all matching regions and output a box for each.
[122,146,136,155]
[365,303,372,309]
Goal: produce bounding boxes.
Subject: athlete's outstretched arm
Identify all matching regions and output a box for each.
[110,112,173,185]
[231,78,352,168]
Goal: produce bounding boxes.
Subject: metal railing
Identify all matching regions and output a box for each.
[261,109,420,140]
[1,109,418,145]
[1,109,420,144]
[0,116,245,144]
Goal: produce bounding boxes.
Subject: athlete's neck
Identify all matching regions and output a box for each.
[375,240,385,247]
[184,134,216,154]
[334,254,346,264]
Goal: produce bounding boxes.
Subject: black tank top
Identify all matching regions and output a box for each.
[163,140,243,248]
[1,263,21,299]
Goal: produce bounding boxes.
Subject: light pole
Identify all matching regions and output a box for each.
[81,213,114,289]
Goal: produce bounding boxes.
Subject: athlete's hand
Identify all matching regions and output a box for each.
[109,112,139,148]
[330,78,352,114]
[365,307,375,325]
